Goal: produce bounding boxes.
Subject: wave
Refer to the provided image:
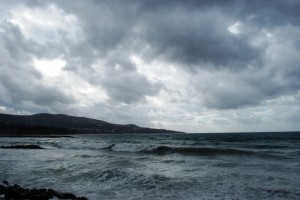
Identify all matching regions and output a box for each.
[111,143,157,152]
[245,144,290,149]
[253,188,300,199]
[109,143,258,156]
[46,141,286,159]
[143,146,256,156]
[50,142,114,151]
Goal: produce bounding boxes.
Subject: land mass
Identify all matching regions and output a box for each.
[0,113,183,136]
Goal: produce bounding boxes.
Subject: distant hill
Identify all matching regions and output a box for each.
[0,113,183,135]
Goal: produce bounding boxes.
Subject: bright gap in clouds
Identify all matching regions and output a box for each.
[228,21,242,34]
[33,58,66,77]
[8,4,81,43]
[32,58,109,107]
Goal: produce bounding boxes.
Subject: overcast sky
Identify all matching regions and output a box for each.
[0,0,299,133]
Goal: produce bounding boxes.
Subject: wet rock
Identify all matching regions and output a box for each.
[0,181,88,200]
[0,145,45,149]
[2,181,8,185]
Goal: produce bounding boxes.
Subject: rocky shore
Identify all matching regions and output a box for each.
[0,181,88,200]
[0,145,44,149]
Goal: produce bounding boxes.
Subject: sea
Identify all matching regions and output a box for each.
[0,132,299,200]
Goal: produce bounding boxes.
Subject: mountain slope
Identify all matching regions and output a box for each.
[0,113,111,129]
[0,113,183,135]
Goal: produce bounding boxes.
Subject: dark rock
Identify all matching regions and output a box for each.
[0,145,44,149]
[0,182,88,200]
[2,181,8,185]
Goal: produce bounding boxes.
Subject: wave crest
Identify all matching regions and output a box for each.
[144,146,255,156]
[109,143,255,156]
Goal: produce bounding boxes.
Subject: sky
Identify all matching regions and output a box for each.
[0,0,299,133]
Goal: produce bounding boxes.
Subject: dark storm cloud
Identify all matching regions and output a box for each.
[195,44,300,110]
[101,71,161,103]
[56,0,138,56]
[55,0,260,70]
[137,0,300,26]
[95,52,162,103]
[124,0,300,109]
[49,0,163,104]
[135,0,300,70]
[138,8,261,69]
[53,0,300,72]
[45,0,300,108]
[22,0,300,66]
[1,0,300,119]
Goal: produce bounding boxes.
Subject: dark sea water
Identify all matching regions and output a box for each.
[0,132,300,200]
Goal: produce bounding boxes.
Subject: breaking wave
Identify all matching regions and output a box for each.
[109,143,259,156]
[48,142,114,151]
[49,141,283,158]
[140,145,257,156]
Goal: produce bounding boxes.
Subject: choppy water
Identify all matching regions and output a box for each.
[0,132,300,200]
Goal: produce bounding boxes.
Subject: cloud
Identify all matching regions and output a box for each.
[137,7,261,70]
[0,19,75,111]
[0,0,299,132]
[8,4,81,44]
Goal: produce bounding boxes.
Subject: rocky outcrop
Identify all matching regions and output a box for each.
[0,181,87,200]
[0,145,44,149]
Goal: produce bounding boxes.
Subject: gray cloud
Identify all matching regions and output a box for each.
[0,0,299,132]
[137,0,300,25]
[138,7,261,69]
[96,53,162,103]
[0,20,75,111]
[101,71,161,103]
[53,0,163,104]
